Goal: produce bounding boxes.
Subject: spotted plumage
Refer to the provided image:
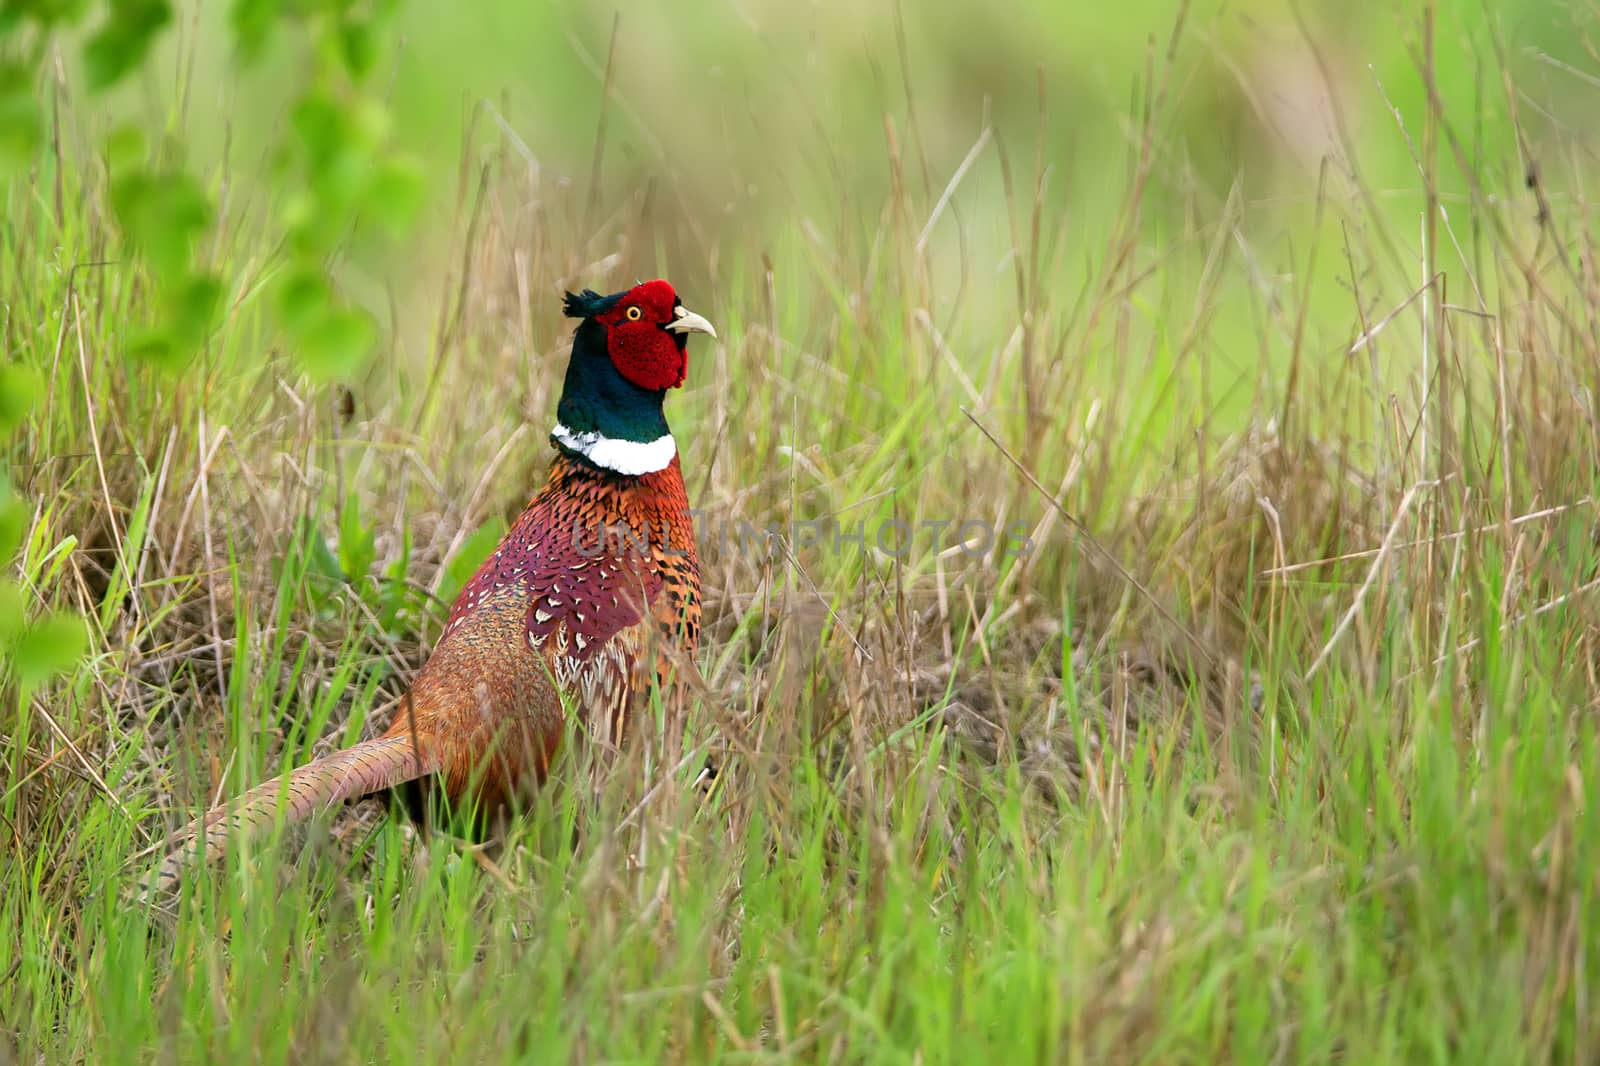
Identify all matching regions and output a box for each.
[436,450,700,762]
[146,280,714,894]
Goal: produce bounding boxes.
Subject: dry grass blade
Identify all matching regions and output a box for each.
[1260,498,1596,578]
[915,126,992,255]
[1429,575,1600,672]
[1347,273,1443,355]
[9,4,1600,1060]
[1305,481,1431,681]
[961,406,1216,670]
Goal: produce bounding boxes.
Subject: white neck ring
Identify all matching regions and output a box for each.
[551,423,676,475]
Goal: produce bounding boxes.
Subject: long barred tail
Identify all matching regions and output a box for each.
[145,735,436,899]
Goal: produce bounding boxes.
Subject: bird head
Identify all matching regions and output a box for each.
[562,279,716,392]
[552,280,716,476]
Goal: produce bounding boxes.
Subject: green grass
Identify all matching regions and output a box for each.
[6,0,1600,1061]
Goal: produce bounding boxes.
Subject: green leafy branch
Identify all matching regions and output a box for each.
[0,365,87,695]
[1,0,424,691]
[3,0,422,379]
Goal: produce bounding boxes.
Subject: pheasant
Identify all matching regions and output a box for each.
[148,279,714,893]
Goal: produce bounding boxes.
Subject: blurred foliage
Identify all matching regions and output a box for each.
[2,0,419,380]
[0,0,423,691]
[0,367,86,695]
[7,0,1591,367]
[1,0,1595,768]
[65,0,1573,370]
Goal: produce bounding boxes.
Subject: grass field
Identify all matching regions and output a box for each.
[6,0,1600,1060]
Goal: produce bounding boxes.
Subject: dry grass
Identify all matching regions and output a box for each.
[6,2,1600,1060]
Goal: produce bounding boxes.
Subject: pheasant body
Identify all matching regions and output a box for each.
[412,449,701,810]
[149,280,713,892]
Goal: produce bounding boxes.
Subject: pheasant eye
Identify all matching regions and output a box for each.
[625,306,642,321]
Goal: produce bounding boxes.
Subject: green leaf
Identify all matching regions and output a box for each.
[338,17,376,78]
[0,581,25,644]
[111,169,212,280]
[84,0,172,91]
[29,532,77,590]
[368,156,423,234]
[0,483,26,564]
[167,272,221,344]
[337,492,376,583]
[311,150,367,218]
[124,325,187,372]
[0,63,38,170]
[290,92,347,171]
[12,611,87,687]
[350,99,391,146]
[277,267,331,335]
[295,514,345,583]
[298,307,376,382]
[99,472,156,629]
[105,123,147,173]
[230,0,279,62]
[280,190,333,255]
[0,361,42,437]
[6,0,90,27]
[377,528,414,631]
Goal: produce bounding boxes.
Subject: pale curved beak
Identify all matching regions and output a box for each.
[666,305,717,339]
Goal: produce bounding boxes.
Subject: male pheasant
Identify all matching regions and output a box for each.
[149,279,713,892]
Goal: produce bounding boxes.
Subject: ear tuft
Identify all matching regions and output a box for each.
[563,288,623,319]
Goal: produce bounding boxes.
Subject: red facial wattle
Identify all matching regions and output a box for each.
[605,320,687,391]
[602,279,702,392]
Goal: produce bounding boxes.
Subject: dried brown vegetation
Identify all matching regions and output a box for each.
[7,3,1600,1059]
